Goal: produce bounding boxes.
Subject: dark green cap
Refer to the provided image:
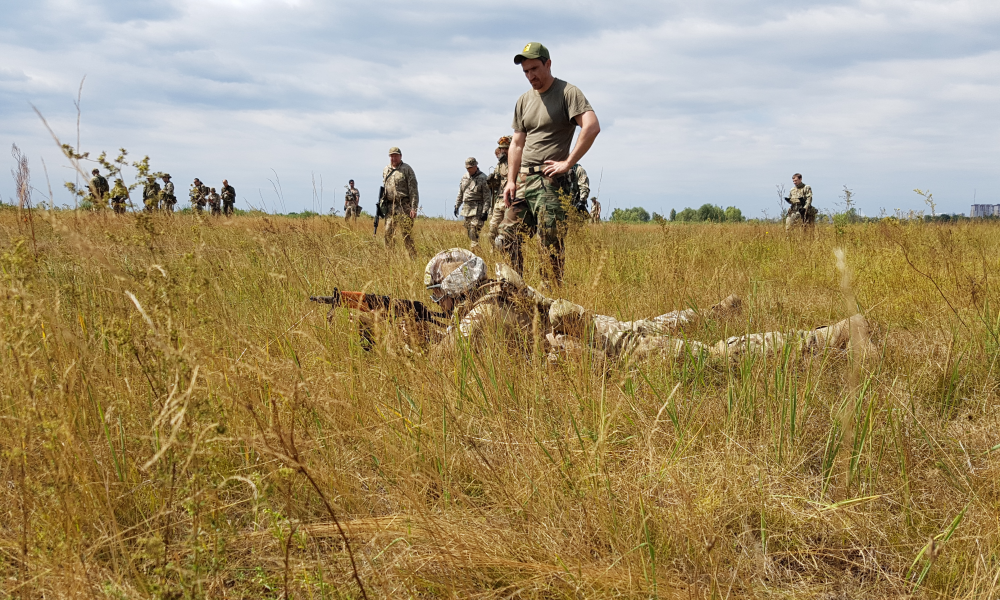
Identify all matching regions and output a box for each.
[514,42,550,64]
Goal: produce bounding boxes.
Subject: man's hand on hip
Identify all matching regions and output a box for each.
[542,160,571,177]
[409,209,417,219]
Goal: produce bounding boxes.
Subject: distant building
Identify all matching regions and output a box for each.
[971,204,1000,218]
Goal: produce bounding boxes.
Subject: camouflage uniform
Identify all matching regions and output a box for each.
[221,184,236,216]
[546,294,742,360]
[496,170,572,279]
[110,180,128,214]
[423,249,741,361]
[344,186,361,221]
[89,173,109,206]
[711,314,872,358]
[786,183,817,230]
[455,166,491,248]
[162,180,177,212]
[498,78,594,283]
[190,182,207,213]
[365,249,872,366]
[381,160,419,258]
[486,136,512,245]
[571,164,590,217]
[142,179,161,212]
[206,189,222,216]
[591,198,601,223]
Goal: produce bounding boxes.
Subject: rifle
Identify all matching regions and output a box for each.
[373,186,385,235]
[374,167,400,236]
[310,288,445,324]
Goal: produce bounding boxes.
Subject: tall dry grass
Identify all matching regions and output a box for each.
[0,205,998,599]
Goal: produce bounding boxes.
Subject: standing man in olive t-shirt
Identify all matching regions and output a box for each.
[497,42,601,284]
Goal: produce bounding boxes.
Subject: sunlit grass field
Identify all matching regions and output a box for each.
[1,207,998,599]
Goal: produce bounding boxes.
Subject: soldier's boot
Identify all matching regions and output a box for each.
[807,314,872,354]
[548,299,589,337]
[708,294,742,319]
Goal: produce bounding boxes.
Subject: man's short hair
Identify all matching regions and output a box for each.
[349,179,354,183]
[793,173,802,179]
[92,168,99,175]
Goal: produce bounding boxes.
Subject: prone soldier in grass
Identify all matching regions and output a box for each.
[454,157,491,249]
[317,248,870,363]
[497,42,601,285]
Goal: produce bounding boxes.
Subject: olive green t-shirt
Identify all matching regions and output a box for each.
[512,78,593,167]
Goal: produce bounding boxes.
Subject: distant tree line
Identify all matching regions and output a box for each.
[609,204,745,224]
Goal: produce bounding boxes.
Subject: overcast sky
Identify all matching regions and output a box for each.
[2,0,998,217]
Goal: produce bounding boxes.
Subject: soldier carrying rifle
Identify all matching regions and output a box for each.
[785,173,817,231]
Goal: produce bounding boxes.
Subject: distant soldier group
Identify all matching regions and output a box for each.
[87,168,235,216]
[189,178,236,216]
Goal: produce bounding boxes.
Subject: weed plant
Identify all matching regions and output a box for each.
[0,207,998,598]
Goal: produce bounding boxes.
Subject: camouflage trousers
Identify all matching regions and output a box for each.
[547,294,742,359]
[344,203,361,221]
[384,207,416,259]
[495,172,570,283]
[713,314,872,358]
[785,205,817,231]
[486,197,505,242]
[223,201,234,216]
[463,215,484,247]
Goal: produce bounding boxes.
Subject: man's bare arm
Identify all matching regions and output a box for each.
[503,130,527,206]
[542,110,600,177]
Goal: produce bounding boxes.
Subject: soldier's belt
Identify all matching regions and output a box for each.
[520,166,545,175]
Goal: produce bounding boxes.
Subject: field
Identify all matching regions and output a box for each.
[1,207,998,599]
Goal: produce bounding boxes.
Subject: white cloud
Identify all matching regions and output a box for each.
[1,0,998,216]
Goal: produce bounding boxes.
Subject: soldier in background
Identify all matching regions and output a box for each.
[221,179,236,216]
[344,179,361,223]
[89,168,109,207]
[486,136,512,246]
[110,178,128,214]
[381,146,420,259]
[190,178,207,213]
[454,157,491,249]
[161,174,177,212]
[206,188,222,216]
[142,176,161,212]
[785,173,816,231]
[590,197,601,223]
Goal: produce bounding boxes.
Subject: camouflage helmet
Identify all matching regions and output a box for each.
[497,136,512,149]
[465,157,477,167]
[424,248,487,303]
